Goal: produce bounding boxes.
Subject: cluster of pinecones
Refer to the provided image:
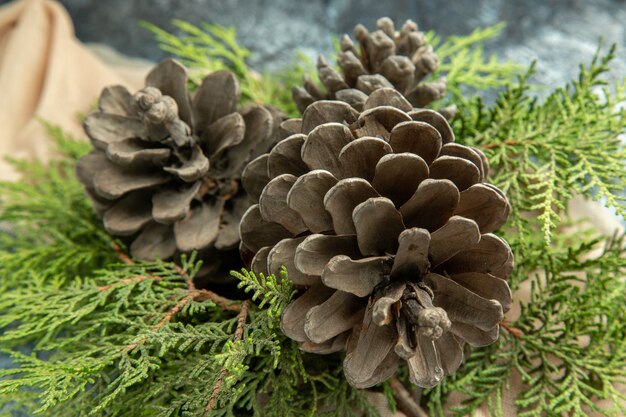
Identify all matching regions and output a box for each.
[77,18,512,389]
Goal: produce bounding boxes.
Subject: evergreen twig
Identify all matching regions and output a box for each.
[205,300,251,415]
[455,44,626,248]
[142,19,316,118]
[0,23,624,417]
[427,23,523,101]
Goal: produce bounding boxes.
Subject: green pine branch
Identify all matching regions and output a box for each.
[234,266,297,324]
[0,21,625,417]
[427,23,523,101]
[455,45,626,245]
[0,204,371,417]
[513,235,626,417]
[0,123,115,291]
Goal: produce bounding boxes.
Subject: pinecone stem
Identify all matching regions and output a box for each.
[402,298,423,325]
[389,377,429,417]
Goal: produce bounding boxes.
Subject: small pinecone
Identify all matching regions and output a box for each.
[240,89,513,388]
[292,17,446,114]
[77,59,280,273]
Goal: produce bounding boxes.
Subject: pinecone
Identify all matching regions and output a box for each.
[77,59,280,273]
[292,17,446,114]
[240,89,512,388]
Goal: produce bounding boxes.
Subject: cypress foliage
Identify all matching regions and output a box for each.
[0,21,624,417]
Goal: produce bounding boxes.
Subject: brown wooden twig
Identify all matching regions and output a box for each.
[98,275,161,292]
[172,263,191,281]
[112,241,134,265]
[500,319,524,339]
[120,290,243,354]
[154,293,196,331]
[389,377,430,417]
[195,289,243,312]
[169,265,241,312]
[204,300,251,416]
[111,242,243,353]
[106,243,166,292]
[482,139,522,149]
[120,293,194,354]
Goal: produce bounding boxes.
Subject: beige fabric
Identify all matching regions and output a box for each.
[0,0,149,180]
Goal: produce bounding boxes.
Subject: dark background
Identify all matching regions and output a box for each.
[2,0,626,87]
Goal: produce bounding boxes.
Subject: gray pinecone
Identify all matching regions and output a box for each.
[240,88,512,388]
[77,59,280,272]
[293,17,446,113]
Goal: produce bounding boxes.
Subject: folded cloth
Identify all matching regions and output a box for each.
[0,0,148,180]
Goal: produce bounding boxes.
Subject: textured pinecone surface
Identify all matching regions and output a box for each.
[77,59,280,272]
[292,17,446,114]
[240,89,513,388]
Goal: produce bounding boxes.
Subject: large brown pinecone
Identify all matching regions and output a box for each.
[292,17,446,114]
[77,59,280,272]
[240,89,512,388]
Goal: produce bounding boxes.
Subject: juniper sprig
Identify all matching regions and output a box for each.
[0,21,624,417]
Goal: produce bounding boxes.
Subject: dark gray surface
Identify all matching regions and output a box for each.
[2,0,625,85]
